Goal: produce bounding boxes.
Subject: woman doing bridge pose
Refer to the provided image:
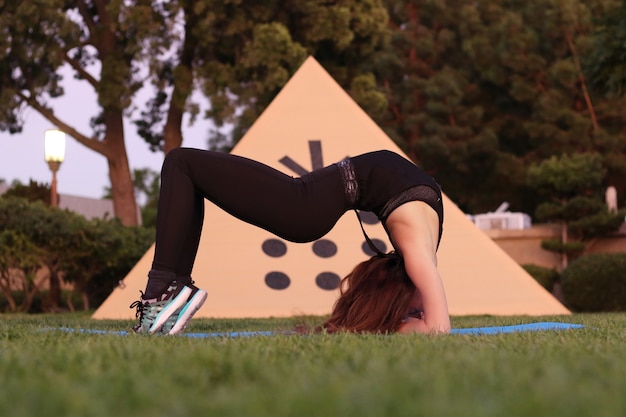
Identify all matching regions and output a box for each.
[131,148,449,335]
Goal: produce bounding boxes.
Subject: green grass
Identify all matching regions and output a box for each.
[1,313,625,417]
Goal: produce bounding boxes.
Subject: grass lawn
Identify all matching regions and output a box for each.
[0,313,624,417]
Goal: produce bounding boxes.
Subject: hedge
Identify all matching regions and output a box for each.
[561,252,626,312]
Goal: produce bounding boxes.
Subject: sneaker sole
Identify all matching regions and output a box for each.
[166,289,208,335]
[148,286,193,334]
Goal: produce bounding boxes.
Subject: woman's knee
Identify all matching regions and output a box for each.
[162,147,197,172]
[164,147,192,163]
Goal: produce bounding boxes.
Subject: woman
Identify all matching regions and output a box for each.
[131,148,450,335]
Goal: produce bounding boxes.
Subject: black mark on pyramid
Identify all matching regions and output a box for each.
[261,140,387,291]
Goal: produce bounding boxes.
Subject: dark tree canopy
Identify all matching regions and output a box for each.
[371,0,626,215]
[1,0,626,226]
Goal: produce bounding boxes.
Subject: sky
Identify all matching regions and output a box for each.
[0,69,213,200]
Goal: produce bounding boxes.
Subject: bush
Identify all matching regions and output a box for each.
[522,264,560,292]
[0,197,154,312]
[0,290,83,314]
[561,253,626,312]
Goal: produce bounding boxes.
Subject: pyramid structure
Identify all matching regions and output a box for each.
[93,57,570,319]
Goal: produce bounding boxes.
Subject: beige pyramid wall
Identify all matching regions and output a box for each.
[93,57,569,320]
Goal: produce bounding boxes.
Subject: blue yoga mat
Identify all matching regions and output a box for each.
[50,322,583,337]
[449,322,584,335]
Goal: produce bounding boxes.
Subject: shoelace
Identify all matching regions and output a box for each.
[129,291,146,321]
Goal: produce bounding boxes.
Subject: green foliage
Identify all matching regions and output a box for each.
[1,180,51,204]
[561,252,626,311]
[525,152,622,264]
[527,153,605,197]
[584,0,626,96]
[534,196,605,222]
[0,0,72,132]
[68,219,154,309]
[0,229,44,312]
[522,264,560,292]
[137,0,391,147]
[0,0,174,225]
[569,208,626,239]
[0,197,72,306]
[371,0,626,214]
[0,197,153,312]
[349,72,389,119]
[5,0,626,224]
[540,239,585,256]
[0,290,82,314]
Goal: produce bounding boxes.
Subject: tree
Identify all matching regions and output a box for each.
[372,1,509,212]
[138,0,392,150]
[131,167,160,228]
[0,1,391,226]
[0,0,173,226]
[371,0,626,216]
[585,0,626,97]
[527,153,625,271]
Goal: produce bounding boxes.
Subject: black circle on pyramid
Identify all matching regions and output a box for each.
[265,271,291,290]
[361,238,387,256]
[315,272,341,290]
[262,239,287,257]
[312,239,338,257]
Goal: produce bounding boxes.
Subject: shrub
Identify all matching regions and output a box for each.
[0,230,43,312]
[0,197,154,312]
[522,264,560,292]
[561,253,626,312]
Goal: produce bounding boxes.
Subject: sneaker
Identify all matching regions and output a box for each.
[130,281,193,334]
[160,283,208,335]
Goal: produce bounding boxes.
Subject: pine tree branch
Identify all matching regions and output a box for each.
[565,31,598,131]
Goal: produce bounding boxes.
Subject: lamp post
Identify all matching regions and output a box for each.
[44,128,66,207]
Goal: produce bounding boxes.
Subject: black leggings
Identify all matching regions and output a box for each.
[152,148,350,276]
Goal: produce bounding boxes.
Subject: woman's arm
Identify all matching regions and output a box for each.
[386,202,451,334]
[397,252,450,334]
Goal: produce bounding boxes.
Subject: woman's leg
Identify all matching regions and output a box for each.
[147,148,348,296]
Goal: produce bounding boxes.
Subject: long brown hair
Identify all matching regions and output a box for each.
[321,254,415,333]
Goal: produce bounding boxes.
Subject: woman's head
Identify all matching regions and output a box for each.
[322,254,415,333]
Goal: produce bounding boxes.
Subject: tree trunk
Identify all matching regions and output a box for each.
[107,156,139,226]
[163,2,198,154]
[560,222,568,270]
[48,267,61,312]
[104,111,140,226]
[565,31,598,131]
[66,291,75,312]
[81,290,90,311]
[163,112,185,154]
[0,285,17,312]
